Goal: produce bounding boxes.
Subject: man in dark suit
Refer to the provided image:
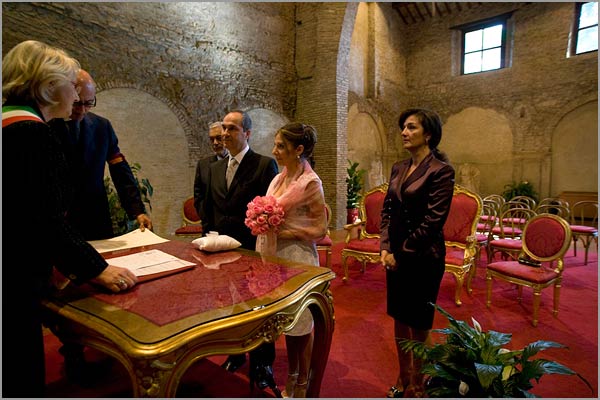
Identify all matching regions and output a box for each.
[193,121,229,220]
[48,69,152,384]
[202,110,279,390]
[53,69,152,240]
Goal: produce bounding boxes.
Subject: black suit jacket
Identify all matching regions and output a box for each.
[202,149,278,250]
[50,112,145,240]
[193,154,219,219]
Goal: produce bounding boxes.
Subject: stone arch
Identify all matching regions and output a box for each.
[94,87,189,238]
[347,104,385,190]
[444,107,513,196]
[551,100,598,195]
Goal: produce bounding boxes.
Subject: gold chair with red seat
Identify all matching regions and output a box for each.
[487,207,537,263]
[471,199,497,287]
[486,213,572,326]
[316,203,333,268]
[569,200,598,265]
[341,182,388,282]
[442,184,482,306]
[174,197,203,237]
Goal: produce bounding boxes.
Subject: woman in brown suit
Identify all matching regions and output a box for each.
[380,108,455,398]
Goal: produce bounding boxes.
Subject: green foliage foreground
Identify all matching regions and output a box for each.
[398,304,594,398]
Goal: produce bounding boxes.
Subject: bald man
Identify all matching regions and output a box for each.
[49,70,152,384]
[52,69,152,240]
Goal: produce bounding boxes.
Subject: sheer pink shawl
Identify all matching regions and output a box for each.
[256,159,327,255]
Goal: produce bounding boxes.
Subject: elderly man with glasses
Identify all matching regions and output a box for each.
[52,69,152,240]
[193,121,229,219]
[48,69,152,384]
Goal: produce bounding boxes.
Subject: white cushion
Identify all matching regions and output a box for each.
[192,235,242,252]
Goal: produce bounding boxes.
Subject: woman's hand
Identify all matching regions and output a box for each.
[381,250,397,271]
[91,265,139,293]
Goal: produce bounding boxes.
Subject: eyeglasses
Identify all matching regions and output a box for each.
[73,96,96,108]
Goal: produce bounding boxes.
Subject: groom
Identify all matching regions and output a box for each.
[202,109,279,389]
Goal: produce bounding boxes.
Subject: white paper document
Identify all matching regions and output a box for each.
[106,249,196,278]
[88,229,170,253]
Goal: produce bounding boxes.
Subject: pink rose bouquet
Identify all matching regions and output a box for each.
[245,195,285,235]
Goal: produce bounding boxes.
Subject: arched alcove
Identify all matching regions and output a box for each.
[551,100,598,195]
[444,107,513,195]
[348,104,384,190]
[94,88,188,238]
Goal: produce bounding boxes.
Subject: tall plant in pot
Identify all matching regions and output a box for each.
[104,162,153,235]
[346,159,366,223]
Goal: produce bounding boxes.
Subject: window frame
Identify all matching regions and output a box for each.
[571,2,598,56]
[459,14,509,75]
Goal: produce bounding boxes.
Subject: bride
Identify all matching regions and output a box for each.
[256,122,328,398]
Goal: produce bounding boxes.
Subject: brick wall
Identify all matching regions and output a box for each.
[3,2,597,233]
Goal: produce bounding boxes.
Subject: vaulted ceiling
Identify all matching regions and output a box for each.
[391,2,484,25]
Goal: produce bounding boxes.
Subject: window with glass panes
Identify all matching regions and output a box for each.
[574,2,598,54]
[462,18,506,75]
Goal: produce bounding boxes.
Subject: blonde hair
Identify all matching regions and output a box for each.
[2,40,80,106]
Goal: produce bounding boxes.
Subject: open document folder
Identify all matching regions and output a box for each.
[88,229,195,281]
[105,249,196,281]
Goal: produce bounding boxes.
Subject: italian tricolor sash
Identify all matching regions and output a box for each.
[2,105,44,128]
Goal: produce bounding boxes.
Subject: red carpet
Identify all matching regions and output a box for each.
[44,242,598,398]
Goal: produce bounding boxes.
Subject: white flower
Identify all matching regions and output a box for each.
[471,317,482,333]
[502,365,517,381]
[498,348,510,354]
[459,380,469,396]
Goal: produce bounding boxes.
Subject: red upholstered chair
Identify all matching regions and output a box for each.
[569,200,598,265]
[487,207,537,263]
[174,197,203,237]
[473,200,497,280]
[316,203,333,268]
[443,184,482,306]
[341,182,388,282]
[486,214,572,326]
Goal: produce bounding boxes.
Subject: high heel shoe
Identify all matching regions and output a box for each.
[386,386,404,398]
[282,373,298,398]
[294,380,308,398]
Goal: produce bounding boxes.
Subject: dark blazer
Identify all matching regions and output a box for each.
[202,149,278,250]
[51,112,145,240]
[380,152,455,262]
[3,102,109,396]
[193,154,219,219]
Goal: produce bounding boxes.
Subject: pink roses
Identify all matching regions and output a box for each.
[245,195,285,235]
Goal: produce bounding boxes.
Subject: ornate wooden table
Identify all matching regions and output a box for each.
[43,240,336,397]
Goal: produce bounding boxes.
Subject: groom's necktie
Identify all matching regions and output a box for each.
[226,157,238,189]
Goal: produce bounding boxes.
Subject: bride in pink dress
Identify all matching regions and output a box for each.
[256,122,328,398]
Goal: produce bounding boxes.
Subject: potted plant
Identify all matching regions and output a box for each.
[104,162,154,235]
[502,180,538,202]
[398,304,593,398]
[346,159,366,223]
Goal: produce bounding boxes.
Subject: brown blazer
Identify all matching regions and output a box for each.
[380,152,455,262]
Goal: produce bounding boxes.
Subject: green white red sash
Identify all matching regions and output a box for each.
[2,105,44,128]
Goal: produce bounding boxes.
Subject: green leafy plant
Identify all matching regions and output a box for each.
[346,159,366,209]
[502,181,538,202]
[398,304,593,398]
[104,162,153,235]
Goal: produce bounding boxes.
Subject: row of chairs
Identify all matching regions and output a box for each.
[340,184,597,326]
[480,195,598,266]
